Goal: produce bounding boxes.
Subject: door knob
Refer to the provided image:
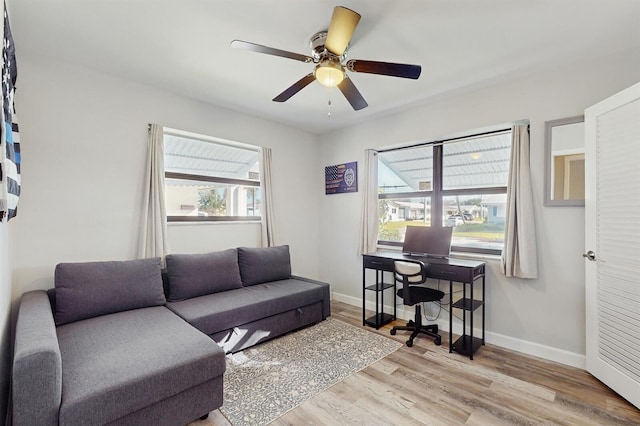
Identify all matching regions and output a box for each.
[582,251,596,261]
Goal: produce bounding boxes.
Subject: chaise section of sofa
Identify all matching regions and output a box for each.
[56,306,224,425]
[12,258,225,426]
[164,245,331,353]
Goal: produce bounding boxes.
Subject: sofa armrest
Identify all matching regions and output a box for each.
[290,275,331,318]
[12,290,62,426]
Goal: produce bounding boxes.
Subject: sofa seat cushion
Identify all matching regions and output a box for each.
[56,306,225,426]
[166,278,324,336]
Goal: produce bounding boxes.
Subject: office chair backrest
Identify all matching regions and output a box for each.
[394,260,428,305]
[394,261,424,281]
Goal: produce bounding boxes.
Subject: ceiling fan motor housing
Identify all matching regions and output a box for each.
[309,31,347,62]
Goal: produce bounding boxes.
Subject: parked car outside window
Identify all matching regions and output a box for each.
[446,215,464,227]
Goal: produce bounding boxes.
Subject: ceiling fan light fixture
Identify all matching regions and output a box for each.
[314,61,344,88]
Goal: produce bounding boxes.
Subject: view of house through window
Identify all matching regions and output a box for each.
[378,130,512,254]
[163,129,261,221]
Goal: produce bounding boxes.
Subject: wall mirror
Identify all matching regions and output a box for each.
[544,115,585,206]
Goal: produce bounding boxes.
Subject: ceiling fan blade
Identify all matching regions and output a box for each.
[273,73,316,102]
[338,77,368,111]
[231,40,313,63]
[346,59,421,79]
[325,6,361,56]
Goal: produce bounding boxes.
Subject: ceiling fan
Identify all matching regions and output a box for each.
[231,6,421,111]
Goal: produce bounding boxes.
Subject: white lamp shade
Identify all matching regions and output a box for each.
[314,63,345,88]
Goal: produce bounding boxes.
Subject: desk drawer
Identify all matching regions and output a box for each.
[363,256,394,272]
[429,264,471,282]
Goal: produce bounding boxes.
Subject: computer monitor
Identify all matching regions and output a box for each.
[402,226,453,258]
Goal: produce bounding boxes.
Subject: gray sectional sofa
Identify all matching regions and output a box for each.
[12,245,331,426]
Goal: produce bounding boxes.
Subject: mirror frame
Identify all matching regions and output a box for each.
[544,115,585,207]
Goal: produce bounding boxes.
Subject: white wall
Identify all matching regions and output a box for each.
[0,225,11,425]
[10,54,322,302]
[6,41,639,397]
[319,48,640,367]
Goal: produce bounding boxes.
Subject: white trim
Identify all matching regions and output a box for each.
[332,292,585,369]
[376,122,521,152]
[167,221,261,227]
[486,330,585,369]
[552,147,583,156]
[163,126,260,152]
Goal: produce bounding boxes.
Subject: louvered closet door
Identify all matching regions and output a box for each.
[585,81,640,409]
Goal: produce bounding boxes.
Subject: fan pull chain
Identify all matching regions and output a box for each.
[326,86,334,117]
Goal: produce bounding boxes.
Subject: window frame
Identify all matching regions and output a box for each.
[377,128,511,256]
[163,129,261,223]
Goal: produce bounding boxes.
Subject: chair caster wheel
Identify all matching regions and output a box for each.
[406,340,413,347]
[434,336,442,346]
[390,329,396,335]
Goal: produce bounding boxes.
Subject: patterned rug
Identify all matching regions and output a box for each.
[219,318,402,425]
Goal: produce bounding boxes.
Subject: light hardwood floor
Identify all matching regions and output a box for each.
[195,301,640,425]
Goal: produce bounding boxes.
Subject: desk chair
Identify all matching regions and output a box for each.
[390,259,444,347]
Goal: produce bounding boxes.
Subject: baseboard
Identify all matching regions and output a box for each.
[331,291,586,370]
[485,332,586,369]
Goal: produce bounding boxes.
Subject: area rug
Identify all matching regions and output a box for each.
[219,318,402,425]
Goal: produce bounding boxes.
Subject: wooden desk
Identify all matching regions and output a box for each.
[362,251,486,359]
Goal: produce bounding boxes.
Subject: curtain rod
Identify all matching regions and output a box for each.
[376,127,514,153]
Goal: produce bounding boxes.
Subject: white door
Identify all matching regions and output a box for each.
[585,81,640,409]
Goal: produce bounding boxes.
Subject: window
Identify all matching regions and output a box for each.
[378,129,511,255]
[163,128,261,222]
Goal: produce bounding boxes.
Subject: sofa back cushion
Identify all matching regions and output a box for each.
[165,249,243,301]
[237,245,292,286]
[54,258,166,326]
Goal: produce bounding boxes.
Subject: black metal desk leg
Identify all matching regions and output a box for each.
[482,275,485,345]
[449,280,453,353]
[379,270,384,328]
[362,265,366,326]
[462,281,466,356]
[392,271,397,320]
[375,270,380,328]
[470,280,474,360]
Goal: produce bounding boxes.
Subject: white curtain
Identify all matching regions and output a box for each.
[138,123,169,263]
[358,149,379,254]
[260,147,277,247]
[501,124,538,278]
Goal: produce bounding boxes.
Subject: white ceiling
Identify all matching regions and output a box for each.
[8,0,640,135]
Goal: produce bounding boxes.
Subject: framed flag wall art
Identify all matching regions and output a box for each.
[0,2,21,222]
[325,161,357,195]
